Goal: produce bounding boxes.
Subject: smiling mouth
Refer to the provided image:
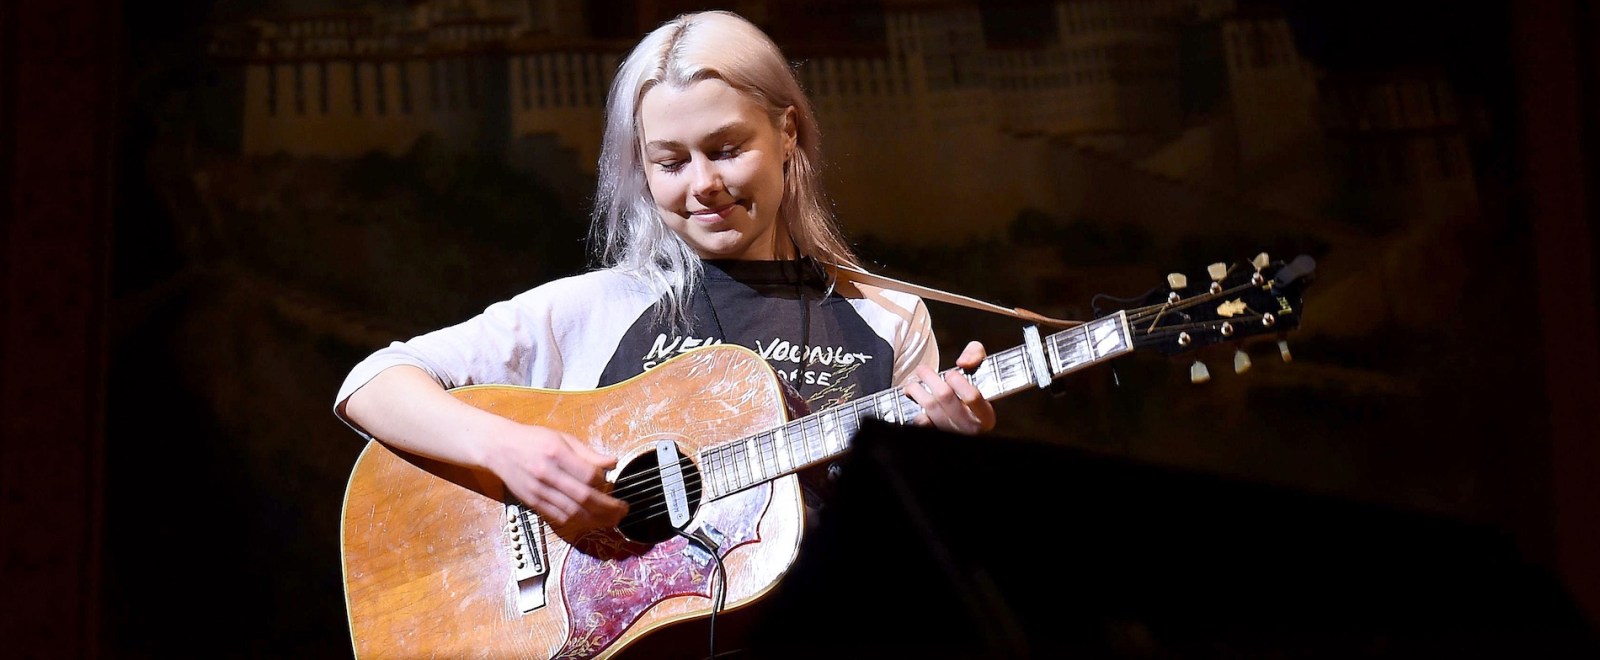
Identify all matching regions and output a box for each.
[690,203,739,222]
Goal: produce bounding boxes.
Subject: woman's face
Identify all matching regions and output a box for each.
[638,78,796,260]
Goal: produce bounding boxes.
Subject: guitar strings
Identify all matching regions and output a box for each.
[607,298,1179,509]
[608,365,1032,526]
[605,346,1037,509]
[607,281,1273,525]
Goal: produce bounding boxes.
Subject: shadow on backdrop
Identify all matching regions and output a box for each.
[748,420,1600,659]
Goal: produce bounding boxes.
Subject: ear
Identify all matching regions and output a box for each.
[781,106,798,157]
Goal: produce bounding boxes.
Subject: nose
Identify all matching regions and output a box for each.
[689,158,724,199]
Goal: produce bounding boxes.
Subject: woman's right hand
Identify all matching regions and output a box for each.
[479,423,629,538]
[341,366,628,539]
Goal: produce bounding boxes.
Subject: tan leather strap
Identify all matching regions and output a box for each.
[831,264,1080,329]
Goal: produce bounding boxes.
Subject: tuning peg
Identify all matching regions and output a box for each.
[1207,262,1228,281]
[1277,340,1292,362]
[1167,273,1188,290]
[1233,348,1252,374]
[1190,360,1211,384]
[1253,252,1271,271]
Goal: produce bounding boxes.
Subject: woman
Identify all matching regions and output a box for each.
[334,10,994,541]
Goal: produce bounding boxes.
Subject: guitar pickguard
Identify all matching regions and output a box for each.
[553,485,772,659]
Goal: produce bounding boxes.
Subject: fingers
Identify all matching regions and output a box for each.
[904,341,996,435]
[569,436,619,472]
[956,340,986,371]
[903,362,995,435]
[497,428,627,535]
[903,365,946,427]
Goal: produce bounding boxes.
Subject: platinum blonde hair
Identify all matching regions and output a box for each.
[588,10,858,330]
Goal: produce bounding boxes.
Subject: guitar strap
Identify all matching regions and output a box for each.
[829,263,1080,329]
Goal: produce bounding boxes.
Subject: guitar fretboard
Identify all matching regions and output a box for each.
[698,312,1132,500]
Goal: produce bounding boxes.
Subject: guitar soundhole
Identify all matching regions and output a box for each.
[614,445,703,545]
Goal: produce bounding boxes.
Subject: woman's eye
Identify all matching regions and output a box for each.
[714,147,742,159]
[657,160,684,173]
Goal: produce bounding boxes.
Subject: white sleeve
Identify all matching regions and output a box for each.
[848,287,940,386]
[331,270,656,437]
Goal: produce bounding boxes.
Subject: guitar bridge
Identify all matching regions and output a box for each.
[506,503,549,613]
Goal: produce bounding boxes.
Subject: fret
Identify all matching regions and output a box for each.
[745,438,765,485]
[854,393,869,425]
[801,416,825,462]
[1090,314,1132,360]
[838,402,863,439]
[771,428,791,473]
[1048,313,1131,377]
[739,439,758,487]
[821,413,844,455]
[759,432,780,476]
[721,444,737,497]
[1048,326,1090,377]
[992,347,1035,395]
[703,446,726,499]
[1047,327,1063,374]
[890,389,911,425]
[785,424,806,471]
[898,392,922,425]
[873,391,899,424]
[729,440,751,492]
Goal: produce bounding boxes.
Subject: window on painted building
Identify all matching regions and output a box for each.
[535,55,547,108]
[294,62,305,115]
[266,64,278,116]
[454,59,466,111]
[520,56,533,110]
[319,61,330,114]
[399,63,412,114]
[352,62,364,115]
[432,60,444,112]
[374,62,387,115]
[570,56,583,107]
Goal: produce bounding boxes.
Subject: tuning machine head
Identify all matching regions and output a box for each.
[1233,348,1252,374]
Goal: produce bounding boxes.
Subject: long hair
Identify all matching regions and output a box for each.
[588,10,858,330]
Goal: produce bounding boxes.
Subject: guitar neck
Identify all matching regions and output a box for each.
[698,311,1133,500]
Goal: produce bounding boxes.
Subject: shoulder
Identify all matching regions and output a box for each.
[834,276,926,321]
[511,268,659,308]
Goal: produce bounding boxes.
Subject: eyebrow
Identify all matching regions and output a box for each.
[642,121,750,152]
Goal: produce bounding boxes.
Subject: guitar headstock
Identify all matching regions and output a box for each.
[1103,253,1314,382]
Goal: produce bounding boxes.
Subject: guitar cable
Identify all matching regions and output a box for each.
[675,528,731,659]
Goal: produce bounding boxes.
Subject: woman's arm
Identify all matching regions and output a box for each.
[341,365,627,536]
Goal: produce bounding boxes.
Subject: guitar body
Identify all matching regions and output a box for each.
[341,345,805,659]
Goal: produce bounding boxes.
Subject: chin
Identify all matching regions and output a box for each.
[692,237,751,259]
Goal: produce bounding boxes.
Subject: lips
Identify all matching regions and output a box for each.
[690,202,740,223]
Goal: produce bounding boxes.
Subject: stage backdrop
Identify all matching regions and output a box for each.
[85,0,1597,656]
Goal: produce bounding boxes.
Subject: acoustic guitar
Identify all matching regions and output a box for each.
[340,254,1314,658]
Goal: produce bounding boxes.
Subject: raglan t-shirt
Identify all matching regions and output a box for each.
[334,258,938,449]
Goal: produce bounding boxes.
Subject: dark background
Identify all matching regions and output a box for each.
[4,0,1599,657]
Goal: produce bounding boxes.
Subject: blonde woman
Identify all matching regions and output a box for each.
[335,10,993,543]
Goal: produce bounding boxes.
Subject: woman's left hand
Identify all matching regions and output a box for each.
[904,341,997,435]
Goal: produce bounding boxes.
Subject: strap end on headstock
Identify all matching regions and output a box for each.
[1272,255,1317,288]
[1014,307,1079,329]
